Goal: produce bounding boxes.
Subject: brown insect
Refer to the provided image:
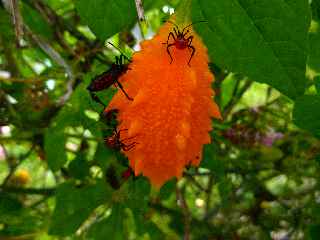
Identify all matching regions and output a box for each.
[163,21,206,66]
[100,108,119,127]
[87,42,133,107]
[104,128,137,151]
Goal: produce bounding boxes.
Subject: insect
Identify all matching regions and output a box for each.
[87,42,133,107]
[121,167,133,180]
[163,21,206,66]
[105,165,121,189]
[104,128,137,152]
[100,108,119,128]
[105,165,133,189]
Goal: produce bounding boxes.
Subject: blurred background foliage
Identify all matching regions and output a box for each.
[0,0,320,239]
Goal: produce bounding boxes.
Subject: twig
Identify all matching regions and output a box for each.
[223,79,252,118]
[29,195,52,208]
[0,76,63,83]
[0,186,55,195]
[184,172,206,192]
[0,35,20,76]
[0,88,23,127]
[205,175,214,215]
[1,144,35,186]
[134,0,145,22]
[176,185,191,240]
[149,201,219,235]
[24,26,77,106]
[8,0,24,46]
[24,26,74,80]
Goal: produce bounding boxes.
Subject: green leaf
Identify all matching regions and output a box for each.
[94,142,116,171]
[201,144,224,179]
[76,0,136,40]
[159,179,176,200]
[315,76,320,94]
[316,154,320,165]
[308,30,320,73]
[49,180,111,236]
[0,195,44,237]
[220,73,238,109]
[311,0,320,20]
[293,95,320,137]
[127,178,151,213]
[127,178,151,235]
[145,222,164,240]
[218,178,232,207]
[21,2,53,39]
[87,204,125,240]
[68,153,90,180]
[192,0,310,99]
[0,194,22,214]
[0,8,15,42]
[44,129,67,171]
[308,224,320,240]
[311,203,320,223]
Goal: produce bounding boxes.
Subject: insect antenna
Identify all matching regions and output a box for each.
[106,41,131,62]
[165,20,179,29]
[182,20,207,33]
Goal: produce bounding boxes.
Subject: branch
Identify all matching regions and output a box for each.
[149,201,219,235]
[176,185,191,240]
[8,0,24,45]
[1,144,35,186]
[183,172,206,192]
[134,0,145,22]
[24,26,77,106]
[205,175,214,215]
[223,79,252,118]
[0,186,56,195]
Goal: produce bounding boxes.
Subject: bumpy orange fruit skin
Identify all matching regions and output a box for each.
[106,22,221,187]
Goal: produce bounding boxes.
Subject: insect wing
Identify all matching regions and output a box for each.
[88,70,114,92]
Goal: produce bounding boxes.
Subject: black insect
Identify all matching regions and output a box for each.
[163,21,206,66]
[104,128,137,152]
[87,42,133,107]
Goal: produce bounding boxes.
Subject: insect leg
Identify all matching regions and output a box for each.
[122,142,138,151]
[115,80,134,101]
[186,36,194,47]
[115,56,120,65]
[121,52,131,63]
[163,31,176,45]
[187,37,195,66]
[167,43,175,64]
[90,92,106,107]
[182,29,190,37]
[121,135,137,142]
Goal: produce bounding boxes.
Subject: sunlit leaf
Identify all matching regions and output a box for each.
[293,95,320,137]
[44,129,67,171]
[192,0,310,99]
[308,29,320,73]
[76,0,136,40]
[87,204,125,240]
[49,180,111,236]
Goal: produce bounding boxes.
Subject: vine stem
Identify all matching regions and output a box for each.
[9,0,24,45]
[176,185,191,240]
[134,0,145,22]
